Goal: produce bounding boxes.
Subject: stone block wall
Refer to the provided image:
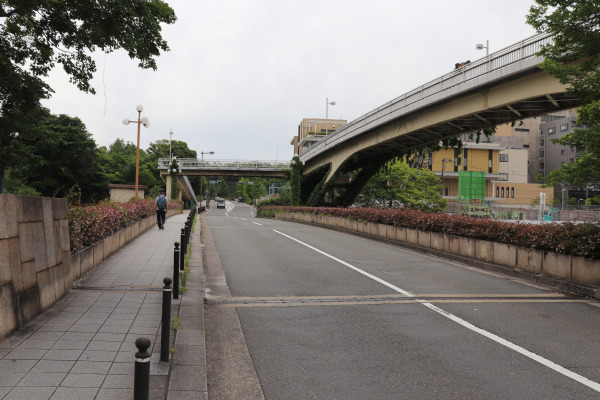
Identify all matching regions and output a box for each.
[0,194,183,340]
[0,194,71,340]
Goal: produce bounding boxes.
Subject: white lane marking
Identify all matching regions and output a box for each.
[241,218,247,221]
[273,229,600,393]
[252,222,262,226]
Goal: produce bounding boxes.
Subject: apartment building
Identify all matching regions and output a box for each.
[291,118,347,155]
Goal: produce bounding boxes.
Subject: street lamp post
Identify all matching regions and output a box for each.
[440,158,452,196]
[476,40,489,56]
[122,104,150,199]
[325,97,336,136]
[201,151,215,161]
[169,129,173,161]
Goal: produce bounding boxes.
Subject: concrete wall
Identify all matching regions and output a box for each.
[0,194,182,340]
[276,212,600,298]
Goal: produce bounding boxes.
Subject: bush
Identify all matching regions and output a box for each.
[259,206,600,260]
[69,199,182,253]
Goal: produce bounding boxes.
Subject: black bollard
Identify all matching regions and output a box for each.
[173,242,180,300]
[161,277,172,362]
[134,337,151,400]
[180,228,186,271]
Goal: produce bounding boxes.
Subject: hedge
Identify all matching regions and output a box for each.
[259,206,600,260]
[68,199,182,253]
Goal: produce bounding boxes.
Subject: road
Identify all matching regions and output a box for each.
[202,201,600,400]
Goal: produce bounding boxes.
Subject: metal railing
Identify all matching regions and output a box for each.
[301,32,553,162]
[158,158,291,170]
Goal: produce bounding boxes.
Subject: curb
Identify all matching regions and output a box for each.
[167,216,208,399]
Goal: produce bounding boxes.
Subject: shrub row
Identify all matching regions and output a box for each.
[260,206,600,260]
[68,199,182,253]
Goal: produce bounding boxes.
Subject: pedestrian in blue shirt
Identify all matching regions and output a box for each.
[155,190,168,229]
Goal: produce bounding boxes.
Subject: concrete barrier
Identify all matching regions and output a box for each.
[274,212,600,296]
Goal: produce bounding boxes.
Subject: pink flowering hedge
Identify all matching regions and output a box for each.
[259,206,600,260]
[68,199,182,253]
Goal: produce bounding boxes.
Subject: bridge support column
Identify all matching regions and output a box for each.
[166,175,172,199]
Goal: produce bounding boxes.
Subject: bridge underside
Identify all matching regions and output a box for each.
[302,70,582,206]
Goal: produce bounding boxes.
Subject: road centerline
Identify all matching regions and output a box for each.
[273,229,600,393]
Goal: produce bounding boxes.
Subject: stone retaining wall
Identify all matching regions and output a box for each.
[275,212,600,297]
[0,194,182,340]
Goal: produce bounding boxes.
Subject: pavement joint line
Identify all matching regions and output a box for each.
[205,293,589,307]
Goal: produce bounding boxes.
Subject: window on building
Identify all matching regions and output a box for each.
[560,124,568,131]
[561,150,566,155]
[570,158,574,162]
[561,162,566,165]
[496,187,500,197]
[444,187,448,196]
[524,144,530,148]
[511,187,515,198]
[501,187,505,198]
[548,127,555,134]
[515,128,530,132]
[500,154,508,162]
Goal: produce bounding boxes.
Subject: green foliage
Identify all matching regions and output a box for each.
[355,161,447,212]
[8,111,108,202]
[0,1,177,189]
[527,1,600,189]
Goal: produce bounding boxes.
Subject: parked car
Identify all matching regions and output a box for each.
[216,198,225,209]
[238,197,244,203]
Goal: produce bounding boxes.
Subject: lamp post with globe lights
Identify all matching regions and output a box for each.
[122,105,150,199]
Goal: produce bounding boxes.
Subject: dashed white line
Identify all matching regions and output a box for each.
[273,229,600,393]
[252,222,262,226]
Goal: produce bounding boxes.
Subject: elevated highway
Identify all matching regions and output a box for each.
[298,32,582,205]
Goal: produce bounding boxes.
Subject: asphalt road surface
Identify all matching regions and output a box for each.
[203,201,600,400]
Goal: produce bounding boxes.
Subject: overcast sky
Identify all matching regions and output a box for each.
[41,0,538,162]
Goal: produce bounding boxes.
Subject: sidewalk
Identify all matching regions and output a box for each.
[0,212,207,400]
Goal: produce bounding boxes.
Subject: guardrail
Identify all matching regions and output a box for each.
[300,32,553,162]
[158,158,292,170]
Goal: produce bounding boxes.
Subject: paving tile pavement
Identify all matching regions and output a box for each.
[0,212,207,400]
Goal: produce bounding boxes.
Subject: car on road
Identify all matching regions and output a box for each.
[216,198,225,208]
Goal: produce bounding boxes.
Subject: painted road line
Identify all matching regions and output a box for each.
[252,222,262,226]
[273,229,600,393]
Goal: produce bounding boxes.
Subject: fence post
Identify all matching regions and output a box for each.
[161,277,172,363]
[180,228,186,271]
[173,242,180,300]
[134,337,151,400]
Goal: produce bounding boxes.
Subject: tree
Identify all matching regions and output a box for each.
[527,1,600,194]
[10,111,107,202]
[355,161,446,212]
[0,1,177,192]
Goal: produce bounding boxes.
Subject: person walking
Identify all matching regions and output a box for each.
[155,190,168,229]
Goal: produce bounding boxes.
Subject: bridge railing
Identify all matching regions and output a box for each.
[158,158,291,170]
[301,32,553,161]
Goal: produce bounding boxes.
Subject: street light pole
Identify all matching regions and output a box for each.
[476,40,489,56]
[169,129,173,161]
[122,105,150,199]
[440,158,452,196]
[325,97,336,136]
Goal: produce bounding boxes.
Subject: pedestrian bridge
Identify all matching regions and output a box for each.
[158,158,291,178]
[298,32,582,205]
